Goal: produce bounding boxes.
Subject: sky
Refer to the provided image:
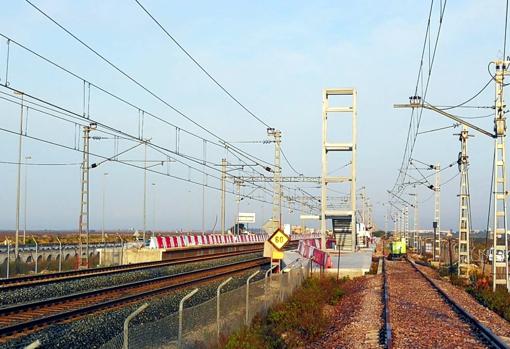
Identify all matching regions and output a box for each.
[0,0,508,232]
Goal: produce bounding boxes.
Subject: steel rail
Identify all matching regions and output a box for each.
[382,257,393,349]
[0,257,269,338]
[406,258,510,349]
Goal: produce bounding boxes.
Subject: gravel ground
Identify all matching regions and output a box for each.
[387,260,489,349]
[0,252,262,307]
[413,260,510,346]
[1,266,268,348]
[310,275,384,349]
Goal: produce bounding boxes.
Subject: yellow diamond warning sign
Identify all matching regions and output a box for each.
[268,228,289,251]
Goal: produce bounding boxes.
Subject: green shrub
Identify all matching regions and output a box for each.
[223,276,345,348]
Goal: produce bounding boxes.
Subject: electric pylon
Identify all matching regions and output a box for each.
[457,126,472,278]
[78,123,96,268]
[433,163,441,262]
[492,59,510,291]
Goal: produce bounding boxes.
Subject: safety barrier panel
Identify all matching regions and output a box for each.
[297,240,332,268]
[149,234,269,249]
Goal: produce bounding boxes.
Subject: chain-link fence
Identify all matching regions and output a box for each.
[101,264,310,349]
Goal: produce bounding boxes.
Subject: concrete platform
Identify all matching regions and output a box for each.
[283,245,374,278]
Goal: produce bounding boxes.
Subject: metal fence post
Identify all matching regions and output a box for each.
[216,277,233,343]
[178,288,199,349]
[33,235,38,274]
[56,236,62,272]
[264,265,277,311]
[123,303,148,349]
[6,240,10,279]
[245,271,259,325]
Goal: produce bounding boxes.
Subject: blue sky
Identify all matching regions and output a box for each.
[0,0,507,232]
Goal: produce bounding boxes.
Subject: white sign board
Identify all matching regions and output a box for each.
[238,212,256,224]
[300,214,320,220]
[425,243,432,254]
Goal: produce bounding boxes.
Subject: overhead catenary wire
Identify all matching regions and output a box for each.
[391,0,448,195]
[437,78,492,111]
[0,32,274,172]
[133,0,272,129]
[280,147,302,176]
[0,125,315,214]
[0,87,298,206]
[23,1,275,172]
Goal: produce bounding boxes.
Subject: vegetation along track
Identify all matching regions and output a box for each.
[0,243,271,291]
[383,257,509,349]
[0,256,268,341]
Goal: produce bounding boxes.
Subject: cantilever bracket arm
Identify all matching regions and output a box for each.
[394,103,495,138]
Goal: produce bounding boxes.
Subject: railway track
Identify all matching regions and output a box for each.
[0,244,266,291]
[382,257,508,349]
[0,241,298,291]
[0,256,269,341]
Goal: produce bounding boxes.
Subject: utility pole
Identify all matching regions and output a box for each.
[408,193,418,249]
[102,172,108,243]
[384,212,388,237]
[404,206,409,246]
[23,155,31,245]
[220,158,227,234]
[411,193,419,250]
[492,59,510,291]
[457,126,472,278]
[361,187,366,227]
[234,178,242,235]
[143,139,147,243]
[79,123,96,268]
[267,128,282,230]
[433,163,441,262]
[14,92,24,257]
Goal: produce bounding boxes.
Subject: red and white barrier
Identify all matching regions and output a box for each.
[297,240,332,268]
[149,234,269,249]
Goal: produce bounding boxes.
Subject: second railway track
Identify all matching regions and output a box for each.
[383,257,509,349]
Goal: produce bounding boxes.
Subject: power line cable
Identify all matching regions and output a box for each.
[280,147,302,176]
[133,0,272,129]
[437,78,492,110]
[23,0,274,171]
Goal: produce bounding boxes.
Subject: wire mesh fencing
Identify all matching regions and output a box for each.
[101,264,310,349]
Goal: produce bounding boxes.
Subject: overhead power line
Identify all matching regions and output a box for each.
[280,147,302,176]
[23,0,273,171]
[391,0,448,195]
[133,0,272,129]
[437,78,492,111]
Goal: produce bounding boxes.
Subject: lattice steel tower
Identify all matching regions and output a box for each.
[492,59,510,291]
[433,163,441,262]
[457,126,472,278]
[78,123,96,268]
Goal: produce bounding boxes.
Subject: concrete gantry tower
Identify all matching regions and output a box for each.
[267,128,282,229]
[321,88,357,251]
